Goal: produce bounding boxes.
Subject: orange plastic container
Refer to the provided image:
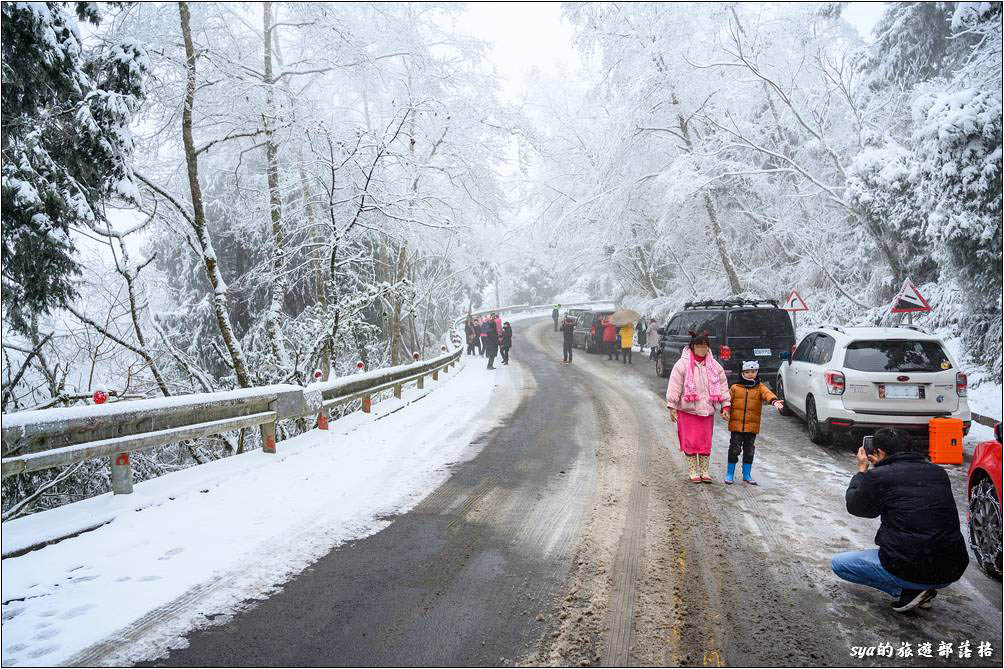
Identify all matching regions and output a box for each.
[928,417,964,465]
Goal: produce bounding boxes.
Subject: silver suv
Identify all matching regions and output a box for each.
[776,326,972,444]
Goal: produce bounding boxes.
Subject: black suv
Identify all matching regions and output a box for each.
[653,299,795,390]
[572,309,615,353]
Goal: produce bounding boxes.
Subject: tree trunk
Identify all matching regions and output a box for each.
[262,1,289,371]
[178,1,251,387]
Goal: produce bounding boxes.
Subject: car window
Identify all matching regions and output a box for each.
[692,311,726,339]
[728,309,794,337]
[665,315,681,335]
[680,311,707,336]
[807,334,835,365]
[843,340,952,373]
[792,334,817,363]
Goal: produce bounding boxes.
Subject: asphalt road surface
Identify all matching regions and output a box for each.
[140,317,1002,667]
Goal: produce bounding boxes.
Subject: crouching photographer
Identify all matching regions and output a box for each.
[830,427,969,612]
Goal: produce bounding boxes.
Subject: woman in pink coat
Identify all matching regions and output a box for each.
[665,331,731,483]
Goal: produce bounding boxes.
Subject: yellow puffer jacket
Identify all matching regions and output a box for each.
[619,324,634,348]
[728,382,778,434]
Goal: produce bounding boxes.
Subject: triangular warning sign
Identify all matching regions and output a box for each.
[891,279,931,313]
[783,290,809,312]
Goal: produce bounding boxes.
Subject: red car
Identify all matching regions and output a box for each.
[967,422,1002,579]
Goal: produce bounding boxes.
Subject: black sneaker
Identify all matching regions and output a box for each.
[918,589,937,609]
[892,588,932,612]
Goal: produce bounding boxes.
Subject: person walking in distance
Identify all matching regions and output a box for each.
[665,331,730,483]
[552,304,560,331]
[478,317,489,357]
[647,318,660,360]
[602,317,619,361]
[636,317,648,353]
[465,317,477,356]
[500,322,513,365]
[619,320,634,364]
[560,316,576,364]
[723,360,784,485]
[484,321,500,369]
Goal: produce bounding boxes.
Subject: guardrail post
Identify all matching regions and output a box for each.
[261,421,277,454]
[362,395,371,413]
[417,375,424,390]
[394,383,402,399]
[432,368,439,381]
[110,453,133,494]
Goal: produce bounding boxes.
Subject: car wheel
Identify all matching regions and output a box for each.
[776,378,794,416]
[656,355,670,378]
[969,477,1003,580]
[806,397,831,445]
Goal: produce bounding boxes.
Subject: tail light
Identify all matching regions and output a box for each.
[956,372,967,397]
[791,344,797,355]
[824,370,845,395]
[719,345,731,361]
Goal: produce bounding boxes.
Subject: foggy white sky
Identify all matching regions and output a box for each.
[456,2,886,101]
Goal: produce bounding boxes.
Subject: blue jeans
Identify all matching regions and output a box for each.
[831,549,952,598]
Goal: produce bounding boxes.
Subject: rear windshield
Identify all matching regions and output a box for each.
[843,340,952,373]
[728,310,793,337]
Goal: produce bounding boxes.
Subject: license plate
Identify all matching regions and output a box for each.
[882,384,921,399]
[754,348,771,357]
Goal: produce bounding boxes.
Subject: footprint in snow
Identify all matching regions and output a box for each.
[32,628,60,641]
[69,574,99,583]
[37,610,58,618]
[113,576,131,582]
[158,547,185,561]
[59,604,94,620]
[26,644,59,659]
[5,643,28,653]
[138,575,162,582]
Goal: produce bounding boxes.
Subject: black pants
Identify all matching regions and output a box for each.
[466,341,476,355]
[563,341,573,362]
[479,338,486,356]
[553,317,559,331]
[486,347,498,368]
[501,346,510,364]
[728,432,757,464]
[621,346,632,363]
[606,341,619,360]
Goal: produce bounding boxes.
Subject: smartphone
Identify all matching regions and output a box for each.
[862,435,875,455]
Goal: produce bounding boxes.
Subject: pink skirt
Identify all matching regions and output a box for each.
[677,411,713,456]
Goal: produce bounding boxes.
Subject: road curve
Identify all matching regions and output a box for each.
[135,316,1001,667]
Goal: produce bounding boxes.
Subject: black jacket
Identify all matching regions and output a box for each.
[501,326,512,348]
[845,451,969,585]
[484,327,499,350]
[560,322,575,344]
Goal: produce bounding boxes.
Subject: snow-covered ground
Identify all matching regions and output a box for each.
[0,350,525,667]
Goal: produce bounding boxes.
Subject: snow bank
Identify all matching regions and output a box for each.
[0,356,516,667]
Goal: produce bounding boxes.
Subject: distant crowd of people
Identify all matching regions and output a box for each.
[464,314,512,370]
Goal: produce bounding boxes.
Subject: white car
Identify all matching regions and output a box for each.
[776,326,972,444]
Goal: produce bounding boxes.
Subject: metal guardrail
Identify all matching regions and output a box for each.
[1,300,614,497]
[1,347,463,494]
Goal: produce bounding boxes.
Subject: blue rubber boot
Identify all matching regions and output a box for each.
[725,462,736,484]
[742,463,758,485]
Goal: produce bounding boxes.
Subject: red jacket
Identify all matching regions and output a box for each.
[602,322,617,342]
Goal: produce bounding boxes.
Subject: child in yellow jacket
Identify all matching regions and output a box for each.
[722,360,784,485]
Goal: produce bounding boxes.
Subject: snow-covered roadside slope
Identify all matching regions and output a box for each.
[0,356,523,667]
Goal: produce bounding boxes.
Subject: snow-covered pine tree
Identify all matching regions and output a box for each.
[1,2,147,332]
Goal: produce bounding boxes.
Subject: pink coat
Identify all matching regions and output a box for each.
[665,350,731,417]
[494,317,502,335]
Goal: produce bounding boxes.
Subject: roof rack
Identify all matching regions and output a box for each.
[683,298,780,310]
[899,325,928,333]
[821,324,845,333]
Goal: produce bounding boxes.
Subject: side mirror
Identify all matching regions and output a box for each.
[657,327,666,335]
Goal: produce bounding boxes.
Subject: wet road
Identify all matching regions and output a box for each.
[138,316,1001,667]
